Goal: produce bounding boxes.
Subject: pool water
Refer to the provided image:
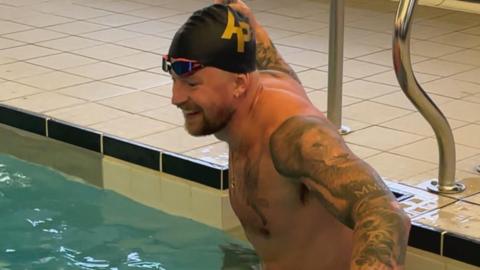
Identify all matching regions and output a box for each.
[0,154,259,270]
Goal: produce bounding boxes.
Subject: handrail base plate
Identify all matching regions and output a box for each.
[426,179,466,194]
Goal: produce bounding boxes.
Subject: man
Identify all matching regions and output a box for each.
[163,1,411,269]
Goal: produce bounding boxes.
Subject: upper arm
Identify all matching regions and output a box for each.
[269,115,395,228]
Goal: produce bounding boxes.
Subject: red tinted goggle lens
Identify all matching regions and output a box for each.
[162,55,203,76]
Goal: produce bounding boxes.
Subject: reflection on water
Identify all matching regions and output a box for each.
[221,243,261,270]
[56,246,165,269]
[0,154,258,270]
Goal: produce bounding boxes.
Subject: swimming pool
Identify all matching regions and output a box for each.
[0,154,259,270]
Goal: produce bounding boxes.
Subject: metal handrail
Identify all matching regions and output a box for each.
[327,0,351,135]
[393,0,465,193]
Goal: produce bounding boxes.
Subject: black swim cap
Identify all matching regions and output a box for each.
[168,4,256,74]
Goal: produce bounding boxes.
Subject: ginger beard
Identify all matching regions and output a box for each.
[181,99,235,136]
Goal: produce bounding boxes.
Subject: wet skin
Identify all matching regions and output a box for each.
[171,1,411,268]
[227,72,354,270]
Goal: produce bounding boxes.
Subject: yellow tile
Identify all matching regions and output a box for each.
[222,193,241,230]
[103,156,134,199]
[406,247,446,270]
[129,165,163,210]
[161,175,192,218]
[191,185,222,228]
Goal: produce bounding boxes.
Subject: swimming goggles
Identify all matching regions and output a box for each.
[162,55,204,76]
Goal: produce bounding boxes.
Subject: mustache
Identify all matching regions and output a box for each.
[177,103,201,111]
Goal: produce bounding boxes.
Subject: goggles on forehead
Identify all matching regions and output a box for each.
[162,55,204,76]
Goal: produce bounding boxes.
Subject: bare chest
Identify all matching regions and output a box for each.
[228,148,308,237]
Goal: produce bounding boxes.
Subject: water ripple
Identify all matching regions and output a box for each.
[58,247,166,269]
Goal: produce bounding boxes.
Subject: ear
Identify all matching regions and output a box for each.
[233,73,248,98]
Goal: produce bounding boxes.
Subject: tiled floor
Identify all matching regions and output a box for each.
[0,0,479,189]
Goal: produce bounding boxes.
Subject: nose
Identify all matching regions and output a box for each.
[171,81,188,107]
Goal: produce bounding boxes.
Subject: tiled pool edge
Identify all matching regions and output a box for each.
[0,104,479,268]
[0,103,229,190]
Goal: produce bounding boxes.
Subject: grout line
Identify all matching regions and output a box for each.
[45,117,49,137]
[159,151,163,172]
[220,167,224,190]
[440,230,447,256]
[100,133,104,154]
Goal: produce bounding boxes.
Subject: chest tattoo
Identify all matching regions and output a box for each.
[231,149,271,236]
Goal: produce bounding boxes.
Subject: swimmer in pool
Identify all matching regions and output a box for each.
[163,1,411,269]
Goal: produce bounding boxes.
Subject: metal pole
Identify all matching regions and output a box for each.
[393,0,464,194]
[327,0,351,135]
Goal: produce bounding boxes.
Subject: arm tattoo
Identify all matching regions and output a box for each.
[270,115,410,269]
[352,195,409,268]
[256,38,301,83]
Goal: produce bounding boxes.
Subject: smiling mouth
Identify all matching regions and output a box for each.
[183,111,201,117]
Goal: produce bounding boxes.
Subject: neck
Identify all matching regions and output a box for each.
[214,73,262,149]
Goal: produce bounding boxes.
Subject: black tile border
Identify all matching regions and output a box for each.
[222,169,229,190]
[0,105,46,136]
[162,152,225,190]
[389,186,414,202]
[2,103,480,268]
[103,135,160,171]
[444,232,480,267]
[48,119,101,153]
[408,222,443,254]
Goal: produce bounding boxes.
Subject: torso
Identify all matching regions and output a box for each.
[228,72,353,270]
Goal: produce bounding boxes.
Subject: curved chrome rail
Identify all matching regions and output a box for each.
[393,0,465,193]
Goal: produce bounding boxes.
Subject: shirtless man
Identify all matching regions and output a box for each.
[163,1,411,269]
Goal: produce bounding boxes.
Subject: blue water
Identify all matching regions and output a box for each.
[0,154,259,270]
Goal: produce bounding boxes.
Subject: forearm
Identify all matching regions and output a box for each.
[350,194,411,270]
[307,161,411,269]
[251,21,301,82]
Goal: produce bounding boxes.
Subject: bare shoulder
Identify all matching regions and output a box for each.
[258,71,309,99]
[268,115,346,177]
[254,89,319,139]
